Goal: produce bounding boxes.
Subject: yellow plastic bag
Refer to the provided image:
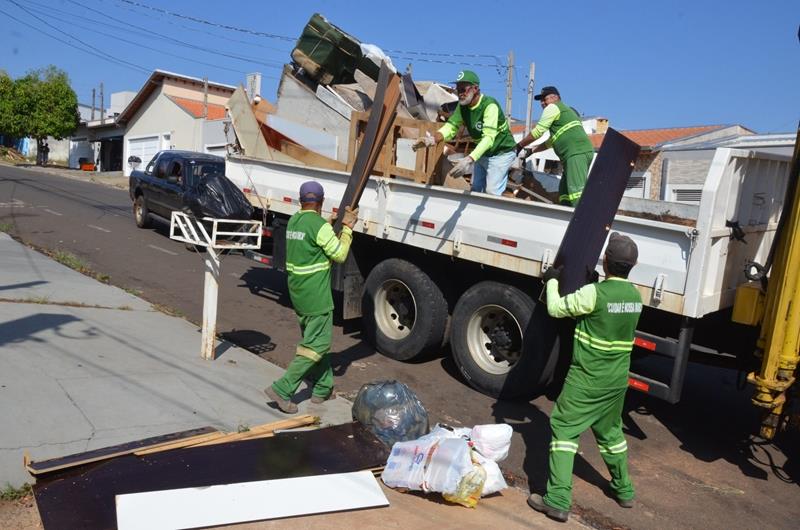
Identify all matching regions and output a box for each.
[443,463,487,508]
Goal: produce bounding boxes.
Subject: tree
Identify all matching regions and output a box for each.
[8,66,80,165]
[0,70,14,138]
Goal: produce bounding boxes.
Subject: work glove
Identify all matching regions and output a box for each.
[514,143,524,155]
[342,206,358,229]
[542,265,563,284]
[448,156,473,178]
[412,133,436,152]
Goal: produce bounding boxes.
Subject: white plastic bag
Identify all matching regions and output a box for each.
[472,452,508,496]
[382,437,473,494]
[470,424,513,462]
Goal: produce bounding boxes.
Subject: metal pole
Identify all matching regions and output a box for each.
[525,62,536,132]
[99,82,104,122]
[505,50,514,118]
[203,77,209,120]
[201,248,220,360]
[91,88,96,121]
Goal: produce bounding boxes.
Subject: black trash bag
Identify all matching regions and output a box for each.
[352,380,429,447]
[183,173,253,220]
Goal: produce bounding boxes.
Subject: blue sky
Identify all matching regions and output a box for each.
[1,0,797,133]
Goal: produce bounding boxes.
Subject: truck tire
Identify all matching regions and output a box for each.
[450,281,560,399]
[134,195,151,229]
[362,258,448,361]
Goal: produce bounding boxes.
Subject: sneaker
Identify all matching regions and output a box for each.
[617,497,634,509]
[263,387,298,414]
[527,493,569,522]
[310,391,335,404]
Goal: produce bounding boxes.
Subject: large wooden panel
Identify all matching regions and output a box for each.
[34,422,389,530]
[554,128,641,295]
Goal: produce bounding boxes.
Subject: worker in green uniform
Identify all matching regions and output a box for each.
[528,232,642,523]
[412,70,517,196]
[515,86,595,207]
[264,181,358,414]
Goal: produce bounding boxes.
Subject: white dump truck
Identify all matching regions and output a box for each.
[224,142,791,402]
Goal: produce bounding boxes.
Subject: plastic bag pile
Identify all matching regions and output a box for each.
[351,380,429,448]
[382,423,513,508]
[183,173,254,221]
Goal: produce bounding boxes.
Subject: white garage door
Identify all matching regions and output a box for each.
[126,136,160,175]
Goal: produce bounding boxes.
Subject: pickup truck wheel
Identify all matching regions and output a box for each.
[134,195,151,228]
[362,258,448,361]
[451,281,560,399]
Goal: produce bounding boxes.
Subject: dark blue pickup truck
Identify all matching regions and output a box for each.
[129,150,226,228]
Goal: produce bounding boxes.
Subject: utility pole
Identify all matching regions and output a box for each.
[202,77,209,119]
[91,88,96,121]
[505,50,514,118]
[525,62,536,132]
[99,82,104,122]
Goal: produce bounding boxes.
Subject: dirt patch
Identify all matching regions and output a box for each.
[0,495,41,529]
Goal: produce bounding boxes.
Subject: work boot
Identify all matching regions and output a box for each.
[310,392,335,404]
[263,386,298,414]
[617,497,635,509]
[527,493,569,523]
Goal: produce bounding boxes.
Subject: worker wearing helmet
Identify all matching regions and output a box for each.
[413,70,517,196]
[528,232,642,522]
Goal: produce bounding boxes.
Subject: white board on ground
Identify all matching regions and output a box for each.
[115,470,389,530]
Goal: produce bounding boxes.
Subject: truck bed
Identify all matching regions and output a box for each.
[225,147,791,319]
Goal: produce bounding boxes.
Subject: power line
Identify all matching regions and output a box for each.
[0,5,149,74]
[116,0,296,42]
[6,0,149,74]
[63,0,284,69]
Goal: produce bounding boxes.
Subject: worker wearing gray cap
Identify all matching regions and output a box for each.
[528,233,642,523]
[265,181,358,414]
[515,86,594,207]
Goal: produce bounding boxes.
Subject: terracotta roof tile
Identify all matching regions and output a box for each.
[169,95,228,120]
[589,125,725,149]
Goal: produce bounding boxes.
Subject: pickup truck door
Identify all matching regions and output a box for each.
[147,154,173,217]
[161,159,186,214]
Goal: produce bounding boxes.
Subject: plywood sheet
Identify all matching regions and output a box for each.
[34,422,388,530]
[116,470,388,530]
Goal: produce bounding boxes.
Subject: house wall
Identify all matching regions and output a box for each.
[162,78,231,106]
[123,86,193,175]
[633,151,663,200]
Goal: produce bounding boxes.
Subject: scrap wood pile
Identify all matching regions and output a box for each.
[0,146,27,162]
[226,13,478,189]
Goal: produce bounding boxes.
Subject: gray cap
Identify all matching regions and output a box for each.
[299,181,324,203]
[605,232,638,266]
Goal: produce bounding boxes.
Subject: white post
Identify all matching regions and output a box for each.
[525,62,536,133]
[201,248,220,360]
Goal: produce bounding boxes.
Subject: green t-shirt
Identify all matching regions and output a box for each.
[529,101,594,160]
[438,94,516,160]
[547,277,643,389]
[285,210,353,316]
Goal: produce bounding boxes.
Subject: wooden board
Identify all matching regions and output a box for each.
[334,63,401,234]
[552,127,641,295]
[260,123,346,171]
[25,426,217,476]
[115,470,388,530]
[33,422,389,530]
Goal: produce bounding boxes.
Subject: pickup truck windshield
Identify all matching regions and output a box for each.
[190,162,225,180]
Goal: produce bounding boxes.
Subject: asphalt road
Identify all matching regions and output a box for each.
[1,165,797,529]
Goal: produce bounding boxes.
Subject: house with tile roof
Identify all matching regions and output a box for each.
[588,124,755,201]
[115,70,237,176]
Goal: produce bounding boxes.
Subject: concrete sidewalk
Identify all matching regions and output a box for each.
[0,232,352,488]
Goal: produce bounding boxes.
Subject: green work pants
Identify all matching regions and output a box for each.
[559,152,593,207]
[271,312,333,400]
[543,382,634,511]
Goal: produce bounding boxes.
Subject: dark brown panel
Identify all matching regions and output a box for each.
[33,422,389,530]
[554,128,641,295]
[26,426,217,476]
[334,62,400,233]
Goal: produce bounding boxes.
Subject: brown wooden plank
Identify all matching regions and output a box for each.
[133,431,230,456]
[34,422,390,530]
[26,426,218,476]
[191,415,319,447]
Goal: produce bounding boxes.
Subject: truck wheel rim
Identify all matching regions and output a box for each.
[465,304,523,375]
[374,279,416,340]
[134,200,143,223]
